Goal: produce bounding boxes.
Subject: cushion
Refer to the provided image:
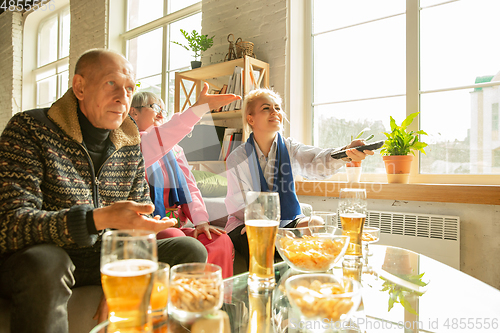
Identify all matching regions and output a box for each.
[192,170,228,197]
[203,197,228,227]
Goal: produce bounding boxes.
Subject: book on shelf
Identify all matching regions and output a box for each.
[230,66,243,111]
[209,87,221,113]
[224,134,234,161]
[219,128,240,161]
[223,131,244,161]
[249,69,261,91]
[223,74,236,112]
[223,66,244,112]
[230,132,243,154]
[211,84,228,113]
[178,125,226,161]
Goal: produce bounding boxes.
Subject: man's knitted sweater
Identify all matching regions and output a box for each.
[0,89,150,255]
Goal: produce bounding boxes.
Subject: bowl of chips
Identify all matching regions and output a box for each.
[285,274,362,324]
[276,226,349,272]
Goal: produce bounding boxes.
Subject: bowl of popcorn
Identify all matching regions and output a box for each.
[285,274,362,325]
[276,227,350,272]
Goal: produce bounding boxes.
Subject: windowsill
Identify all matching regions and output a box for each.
[295,181,500,205]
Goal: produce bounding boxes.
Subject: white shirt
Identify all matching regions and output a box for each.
[224,134,345,233]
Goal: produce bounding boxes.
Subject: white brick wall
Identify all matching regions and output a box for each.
[69,0,108,81]
[201,0,287,99]
[0,11,23,132]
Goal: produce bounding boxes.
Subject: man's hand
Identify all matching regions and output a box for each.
[343,139,375,162]
[192,82,241,115]
[93,294,108,329]
[193,222,225,240]
[93,201,176,232]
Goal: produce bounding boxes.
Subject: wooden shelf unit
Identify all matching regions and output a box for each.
[174,56,270,129]
[174,56,269,170]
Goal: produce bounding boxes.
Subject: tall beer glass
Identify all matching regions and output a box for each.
[245,191,280,290]
[101,230,158,333]
[338,188,367,258]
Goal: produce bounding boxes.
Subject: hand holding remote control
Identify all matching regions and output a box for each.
[331,140,384,159]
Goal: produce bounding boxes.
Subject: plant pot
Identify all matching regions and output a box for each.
[346,161,362,183]
[383,155,413,184]
[191,61,202,69]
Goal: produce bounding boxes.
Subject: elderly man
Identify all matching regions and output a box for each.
[0,49,239,333]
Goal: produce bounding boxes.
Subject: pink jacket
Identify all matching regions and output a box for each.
[139,105,210,225]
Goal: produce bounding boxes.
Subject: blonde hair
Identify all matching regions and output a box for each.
[242,88,283,133]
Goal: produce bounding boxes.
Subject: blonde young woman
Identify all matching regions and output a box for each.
[224,88,374,268]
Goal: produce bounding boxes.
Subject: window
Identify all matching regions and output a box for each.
[35,6,70,108]
[310,0,500,184]
[492,103,499,140]
[124,0,201,116]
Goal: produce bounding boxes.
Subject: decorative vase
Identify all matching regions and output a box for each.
[383,155,413,184]
[191,61,202,69]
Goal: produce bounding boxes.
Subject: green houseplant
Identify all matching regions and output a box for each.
[346,128,374,183]
[380,112,428,183]
[172,29,214,69]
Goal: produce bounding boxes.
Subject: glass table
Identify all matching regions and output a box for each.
[92,245,500,332]
[218,245,500,333]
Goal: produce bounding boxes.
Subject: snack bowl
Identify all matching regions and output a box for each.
[276,227,349,272]
[362,226,380,244]
[168,263,223,321]
[285,274,362,325]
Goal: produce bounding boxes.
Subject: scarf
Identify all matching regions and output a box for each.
[147,150,192,218]
[245,132,302,224]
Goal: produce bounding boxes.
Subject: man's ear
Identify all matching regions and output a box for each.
[72,74,85,100]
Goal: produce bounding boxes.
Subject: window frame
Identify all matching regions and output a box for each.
[305,0,500,185]
[121,1,202,110]
[34,5,70,108]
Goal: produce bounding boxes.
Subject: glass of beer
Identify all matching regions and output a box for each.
[151,262,169,333]
[338,188,367,258]
[244,191,280,290]
[101,230,158,333]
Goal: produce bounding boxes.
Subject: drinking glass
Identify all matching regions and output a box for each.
[151,262,169,333]
[168,263,223,322]
[362,227,380,255]
[338,188,367,259]
[308,211,338,234]
[100,230,158,333]
[342,257,363,283]
[285,274,362,333]
[244,191,280,290]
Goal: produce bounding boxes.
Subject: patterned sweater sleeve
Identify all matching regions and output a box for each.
[0,114,81,254]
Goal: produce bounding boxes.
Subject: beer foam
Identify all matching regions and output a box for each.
[340,213,367,219]
[245,219,280,227]
[102,259,158,277]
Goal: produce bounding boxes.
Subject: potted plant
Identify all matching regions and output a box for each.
[346,128,373,183]
[380,112,428,183]
[172,29,214,69]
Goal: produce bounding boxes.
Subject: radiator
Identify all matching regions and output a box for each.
[336,210,460,269]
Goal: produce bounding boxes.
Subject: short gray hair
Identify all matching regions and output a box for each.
[131,91,158,109]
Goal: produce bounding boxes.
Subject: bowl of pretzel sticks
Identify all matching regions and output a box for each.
[285,274,362,326]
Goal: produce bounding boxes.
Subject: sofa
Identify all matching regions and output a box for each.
[192,170,313,275]
[0,171,311,331]
[0,285,103,333]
